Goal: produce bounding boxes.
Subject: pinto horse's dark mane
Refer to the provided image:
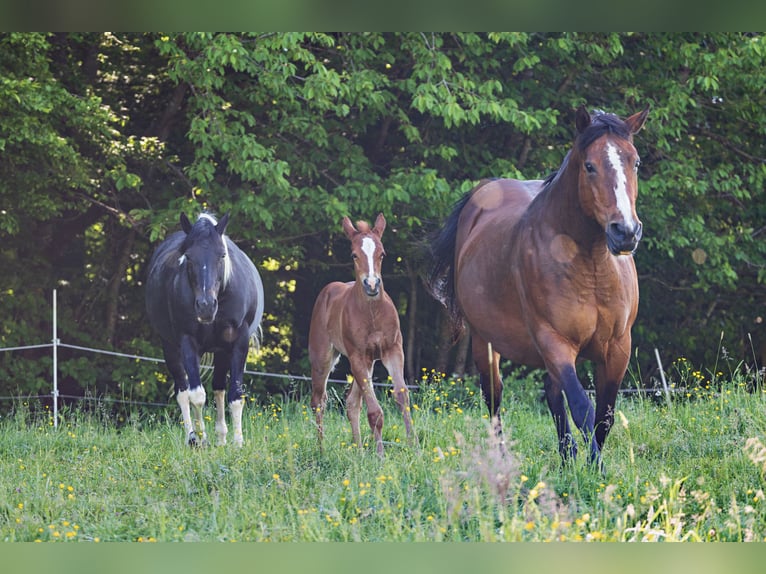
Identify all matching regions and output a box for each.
[181,214,221,251]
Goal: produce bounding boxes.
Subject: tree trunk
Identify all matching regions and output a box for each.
[105,228,136,347]
[404,263,419,382]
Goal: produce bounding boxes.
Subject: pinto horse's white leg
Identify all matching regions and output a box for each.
[214,389,228,446]
[177,389,195,441]
[229,399,244,446]
[184,386,208,446]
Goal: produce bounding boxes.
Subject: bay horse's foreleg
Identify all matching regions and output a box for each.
[543,373,577,460]
[381,348,417,447]
[349,359,384,457]
[593,357,628,463]
[554,364,599,463]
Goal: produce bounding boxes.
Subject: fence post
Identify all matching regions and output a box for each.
[52,289,59,428]
[654,347,672,410]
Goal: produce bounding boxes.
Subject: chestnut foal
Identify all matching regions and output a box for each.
[309,214,415,457]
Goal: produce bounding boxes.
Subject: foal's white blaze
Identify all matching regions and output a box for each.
[361,237,379,282]
[606,142,633,228]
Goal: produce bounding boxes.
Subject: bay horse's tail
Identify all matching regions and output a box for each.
[425,191,473,342]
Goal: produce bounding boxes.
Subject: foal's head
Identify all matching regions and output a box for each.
[178,212,231,323]
[343,213,387,298]
[573,106,649,256]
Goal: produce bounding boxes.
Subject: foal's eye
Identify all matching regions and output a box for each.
[351,253,358,260]
[634,158,641,170]
[584,162,596,174]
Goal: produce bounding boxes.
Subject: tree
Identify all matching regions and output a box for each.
[2,32,766,408]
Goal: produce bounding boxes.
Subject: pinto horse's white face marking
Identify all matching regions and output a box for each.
[606,142,634,232]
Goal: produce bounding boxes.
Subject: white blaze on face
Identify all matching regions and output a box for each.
[361,237,379,282]
[606,142,633,228]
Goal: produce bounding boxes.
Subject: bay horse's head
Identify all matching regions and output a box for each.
[178,212,231,324]
[343,213,386,298]
[573,106,649,256]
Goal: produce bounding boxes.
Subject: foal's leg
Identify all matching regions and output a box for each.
[472,336,504,437]
[309,351,337,450]
[381,346,417,447]
[349,358,384,457]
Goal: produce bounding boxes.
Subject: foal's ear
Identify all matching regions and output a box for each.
[180,212,193,234]
[373,213,386,237]
[625,105,650,134]
[216,212,230,235]
[575,105,592,134]
[342,216,357,239]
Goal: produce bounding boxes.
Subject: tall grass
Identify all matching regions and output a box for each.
[2,363,766,542]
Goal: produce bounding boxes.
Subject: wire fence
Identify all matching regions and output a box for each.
[0,290,423,424]
[1,291,685,426]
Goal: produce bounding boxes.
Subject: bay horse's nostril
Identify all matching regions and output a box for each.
[609,222,629,239]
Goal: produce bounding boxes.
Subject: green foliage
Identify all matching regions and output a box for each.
[2,33,766,404]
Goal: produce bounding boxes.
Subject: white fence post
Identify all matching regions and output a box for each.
[52,289,59,428]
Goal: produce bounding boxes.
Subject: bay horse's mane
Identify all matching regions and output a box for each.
[576,109,633,150]
[540,110,634,191]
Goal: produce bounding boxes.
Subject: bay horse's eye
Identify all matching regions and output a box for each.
[584,162,596,174]
[634,158,641,170]
[351,253,358,260]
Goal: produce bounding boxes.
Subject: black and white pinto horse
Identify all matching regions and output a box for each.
[146,212,264,446]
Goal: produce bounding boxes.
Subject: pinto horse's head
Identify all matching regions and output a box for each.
[573,106,649,256]
[178,212,231,324]
[343,213,387,298]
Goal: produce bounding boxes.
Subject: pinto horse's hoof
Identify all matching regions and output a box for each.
[187,432,209,448]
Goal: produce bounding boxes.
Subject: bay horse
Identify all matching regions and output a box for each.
[309,214,415,457]
[145,212,264,447]
[426,106,649,469]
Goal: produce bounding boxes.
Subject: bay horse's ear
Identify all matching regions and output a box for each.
[625,105,650,135]
[575,105,592,134]
[342,216,357,239]
[216,212,230,235]
[180,212,193,234]
[373,213,386,237]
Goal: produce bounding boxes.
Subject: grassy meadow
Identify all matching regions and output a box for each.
[3,359,766,543]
